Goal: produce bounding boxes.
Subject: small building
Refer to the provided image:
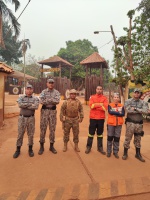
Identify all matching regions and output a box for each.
[0,62,13,126]
[5,70,37,94]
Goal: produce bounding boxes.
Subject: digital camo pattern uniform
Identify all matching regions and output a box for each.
[17,95,39,146]
[124,98,149,149]
[39,88,60,143]
[60,98,84,143]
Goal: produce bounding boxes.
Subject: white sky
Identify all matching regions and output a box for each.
[10,0,142,64]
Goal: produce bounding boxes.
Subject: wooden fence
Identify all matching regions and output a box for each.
[29,77,71,98]
[85,75,103,103]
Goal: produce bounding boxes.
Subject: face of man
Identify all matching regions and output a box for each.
[47,82,54,90]
[70,93,76,100]
[25,88,33,96]
[133,91,140,99]
[96,86,103,95]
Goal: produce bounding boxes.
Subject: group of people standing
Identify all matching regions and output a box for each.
[13,79,150,163]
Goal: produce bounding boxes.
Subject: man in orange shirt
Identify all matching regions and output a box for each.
[85,86,108,154]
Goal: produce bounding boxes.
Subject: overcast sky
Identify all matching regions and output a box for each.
[10,0,142,64]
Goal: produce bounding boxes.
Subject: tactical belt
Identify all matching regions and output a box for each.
[20,114,34,117]
[42,105,56,110]
[126,118,143,124]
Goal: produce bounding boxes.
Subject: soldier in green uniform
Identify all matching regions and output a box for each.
[60,89,84,152]
[13,84,39,158]
[122,88,150,162]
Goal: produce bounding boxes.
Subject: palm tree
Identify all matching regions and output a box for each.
[21,39,31,93]
[0,0,20,48]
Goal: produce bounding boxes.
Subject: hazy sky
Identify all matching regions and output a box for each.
[10,0,142,64]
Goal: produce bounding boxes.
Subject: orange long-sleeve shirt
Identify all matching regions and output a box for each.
[89,94,108,119]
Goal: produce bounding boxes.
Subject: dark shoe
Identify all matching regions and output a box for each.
[85,146,91,154]
[13,146,21,159]
[113,153,119,159]
[50,143,57,154]
[29,145,34,157]
[38,143,44,155]
[135,148,145,162]
[107,153,111,157]
[122,147,128,160]
[98,147,106,155]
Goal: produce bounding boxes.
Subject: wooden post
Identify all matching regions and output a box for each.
[41,64,43,78]
[0,73,5,127]
[100,64,103,87]
[69,67,72,89]
[85,65,88,104]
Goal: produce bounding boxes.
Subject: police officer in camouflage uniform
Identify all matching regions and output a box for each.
[13,84,39,158]
[60,89,84,152]
[122,88,150,162]
[38,78,60,155]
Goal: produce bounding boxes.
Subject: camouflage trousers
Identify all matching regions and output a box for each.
[63,118,79,143]
[124,122,143,149]
[107,125,122,154]
[40,109,57,143]
[16,115,35,146]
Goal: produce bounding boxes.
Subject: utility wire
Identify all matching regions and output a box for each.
[4,0,32,39]
[98,38,114,49]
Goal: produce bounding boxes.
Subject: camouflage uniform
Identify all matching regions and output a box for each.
[124,98,149,149]
[60,98,84,143]
[39,88,60,143]
[16,95,39,146]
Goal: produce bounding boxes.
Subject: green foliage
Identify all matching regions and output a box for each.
[112,2,150,87]
[0,0,20,43]
[0,21,22,64]
[16,54,42,79]
[57,39,98,78]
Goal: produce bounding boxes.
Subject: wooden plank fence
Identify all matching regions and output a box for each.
[29,77,71,98]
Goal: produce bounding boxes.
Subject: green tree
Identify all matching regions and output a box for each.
[21,38,31,92]
[0,21,22,64]
[0,0,20,47]
[57,39,98,79]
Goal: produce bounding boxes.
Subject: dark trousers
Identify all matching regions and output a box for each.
[86,119,104,147]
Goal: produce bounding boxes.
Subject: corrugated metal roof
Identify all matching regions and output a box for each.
[80,52,108,68]
[0,62,13,74]
[38,55,73,67]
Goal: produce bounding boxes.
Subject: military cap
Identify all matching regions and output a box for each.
[133,88,141,93]
[69,89,77,94]
[26,84,33,88]
[47,78,54,83]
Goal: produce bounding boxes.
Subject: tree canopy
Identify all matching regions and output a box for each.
[57,39,98,79]
[0,21,22,64]
[111,0,150,90]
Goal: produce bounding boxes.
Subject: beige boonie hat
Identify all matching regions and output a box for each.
[69,89,77,94]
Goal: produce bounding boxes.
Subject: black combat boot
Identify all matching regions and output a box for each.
[13,146,21,158]
[97,137,106,155]
[85,137,93,154]
[38,143,44,155]
[135,148,145,162]
[122,147,128,160]
[49,143,57,154]
[29,145,34,157]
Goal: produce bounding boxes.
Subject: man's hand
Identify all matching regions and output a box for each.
[131,107,135,111]
[78,118,83,123]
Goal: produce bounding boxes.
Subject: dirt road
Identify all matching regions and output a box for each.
[0,95,150,200]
